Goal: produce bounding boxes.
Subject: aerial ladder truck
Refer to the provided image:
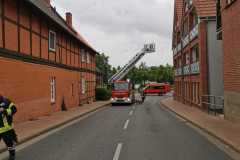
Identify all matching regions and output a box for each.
[109,43,156,105]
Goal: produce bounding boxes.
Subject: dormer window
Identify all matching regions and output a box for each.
[49,30,56,52]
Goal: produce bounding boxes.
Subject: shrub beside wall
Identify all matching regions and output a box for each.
[95,87,111,101]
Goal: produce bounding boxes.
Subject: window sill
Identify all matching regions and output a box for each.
[49,48,56,53]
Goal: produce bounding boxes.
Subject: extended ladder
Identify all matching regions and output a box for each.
[108,43,156,83]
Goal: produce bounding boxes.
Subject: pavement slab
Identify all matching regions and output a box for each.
[161,97,240,153]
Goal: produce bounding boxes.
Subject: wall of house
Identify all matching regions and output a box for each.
[221,0,240,122]
[206,20,224,97]
[198,21,209,100]
[0,0,96,122]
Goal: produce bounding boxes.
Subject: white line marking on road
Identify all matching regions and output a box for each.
[113,143,123,160]
[123,119,130,130]
[129,110,133,116]
[0,109,105,160]
[133,106,135,110]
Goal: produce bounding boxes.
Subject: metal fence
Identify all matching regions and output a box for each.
[201,95,224,115]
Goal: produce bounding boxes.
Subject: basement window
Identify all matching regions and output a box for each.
[49,30,56,52]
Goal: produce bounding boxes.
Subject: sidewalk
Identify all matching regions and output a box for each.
[161,97,240,153]
[0,101,110,153]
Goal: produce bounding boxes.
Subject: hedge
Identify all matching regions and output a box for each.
[95,87,111,101]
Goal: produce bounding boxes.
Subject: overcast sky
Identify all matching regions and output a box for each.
[51,0,174,67]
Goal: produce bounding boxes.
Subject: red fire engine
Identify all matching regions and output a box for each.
[108,44,156,105]
[111,80,134,104]
[144,83,170,95]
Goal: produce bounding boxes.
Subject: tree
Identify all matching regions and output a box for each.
[126,63,174,85]
[96,53,174,86]
[95,53,112,84]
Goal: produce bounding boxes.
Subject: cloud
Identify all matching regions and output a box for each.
[52,0,174,67]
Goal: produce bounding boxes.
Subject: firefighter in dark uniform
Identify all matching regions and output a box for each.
[0,94,17,160]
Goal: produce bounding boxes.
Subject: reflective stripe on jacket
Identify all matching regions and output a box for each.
[0,98,17,134]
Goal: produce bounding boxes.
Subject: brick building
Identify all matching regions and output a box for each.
[217,0,240,122]
[172,0,223,107]
[0,0,97,122]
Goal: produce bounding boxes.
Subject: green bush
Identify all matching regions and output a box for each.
[95,87,111,101]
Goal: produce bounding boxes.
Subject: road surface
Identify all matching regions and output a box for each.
[15,96,233,160]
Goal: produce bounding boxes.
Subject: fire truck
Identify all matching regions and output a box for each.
[108,43,156,105]
[110,80,134,104]
[144,83,170,96]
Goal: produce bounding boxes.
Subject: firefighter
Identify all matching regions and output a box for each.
[0,93,17,160]
[140,89,146,103]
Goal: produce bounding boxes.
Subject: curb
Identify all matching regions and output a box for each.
[160,100,240,154]
[0,102,110,154]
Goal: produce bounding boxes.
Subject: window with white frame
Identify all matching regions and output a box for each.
[191,45,199,63]
[50,77,56,103]
[49,30,56,52]
[179,59,182,67]
[226,0,236,5]
[87,53,90,64]
[81,50,86,62]
[82,78,86,94]
[191,11,199,28]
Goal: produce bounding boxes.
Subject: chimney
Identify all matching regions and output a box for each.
[44,0,51,7]
[66,12,72,28]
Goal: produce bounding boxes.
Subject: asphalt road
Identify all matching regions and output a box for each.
[15,96,232,160]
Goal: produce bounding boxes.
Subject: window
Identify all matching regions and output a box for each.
[49,30,56,52]
[226,0,236,5]
[190,11,199,29]
[114,82,129,91]
[179,59,182,67]
[81,50,86,62]
[82,78,86,94]
[186,54,190,65]
[184,0,189,12]
[217,0,222,30]
[87,53,90,64]
[50,77,56,103]
[184,0,192,12]
[191,45,199,63]
[182,20,188,37]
